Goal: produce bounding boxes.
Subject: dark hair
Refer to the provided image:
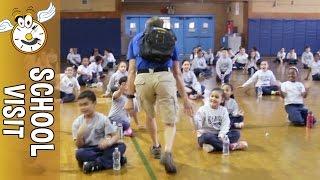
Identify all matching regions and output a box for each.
[95,55,103,62]
[182,59,190,65]
[305,45,310,49]
[78,90,97,103]
[221,83,235,99]
[119,76,128,85]
[252,47,258,51]
[105,49,112,53]
[146,16,164,30]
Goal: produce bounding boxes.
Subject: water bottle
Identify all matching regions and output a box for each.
[306,111,314,128]
[222,135,230,155]
[113,147,121,171]
[257,86,263,99]
[117,123,124,140]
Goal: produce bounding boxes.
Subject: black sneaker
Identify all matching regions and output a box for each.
[150,144,161,159]
[83,161,104,174]
[160,152,177,174]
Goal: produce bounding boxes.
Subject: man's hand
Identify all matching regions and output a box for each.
[183,98,194,117]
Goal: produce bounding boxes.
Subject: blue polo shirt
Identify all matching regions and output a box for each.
[126,32,179,70]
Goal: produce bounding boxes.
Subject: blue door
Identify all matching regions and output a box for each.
[171,17,184,58]
[125,17,140,38]
[139,17,149,33]
[198,17,214,51]
[294,20,306,55]
[184,17,198,37]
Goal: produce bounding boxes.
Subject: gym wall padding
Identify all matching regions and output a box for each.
[248,19,260,51]
[259,19,272,56]
[282,20,295,53]
[271,20,283,56]
[248,19,320,56]
[61,19,121,60]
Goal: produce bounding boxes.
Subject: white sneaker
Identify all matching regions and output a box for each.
[234,122,244,129]
[202,144,214,153]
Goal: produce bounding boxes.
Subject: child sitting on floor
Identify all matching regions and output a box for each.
[239,61,280,96]
[221,83,244,129]
[182,60,205,100]
[193,88,248,153]
[281,67,316,126]
[60,66,80,103]
[72,90,127,174]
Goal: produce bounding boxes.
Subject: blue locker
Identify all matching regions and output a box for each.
[125,17,140,38]
[305,20,317,51]
[198,17,213,37]
[259,19,272,55]
[184,17,198,37]
[248,19,260,50]
[139,17,149,33]
[294,20,306,55]
[282,20,295,52]
[271,20,283,55]
[184,37,199,54]
[171,17,184,58]
[199,37,213,51]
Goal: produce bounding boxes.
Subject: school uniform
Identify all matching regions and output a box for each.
[308,61,320,81]
[216,57,233,83]
[182,70,205,95]
[204,52,214,65]
[246,58,258,76]
[224,98,244,129]
[194,105,240,151]
[242,70,279,95]
[77,65,93,86]
[72,112,126,169]
[106,70,128,94]
[67,53,81,67]
[233,53,248,69]
[108,95,131,131]
[301,52,314,69]
[281,81,308,125]
[60,74,80,103]
[89,54,103,63]
[103,53,116,69]
[88,62,104,83]
[192,56,212,78]
[275,51,286,63]
[286,52,298,64]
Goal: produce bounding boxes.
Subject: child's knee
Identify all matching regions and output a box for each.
[75,148,86,161]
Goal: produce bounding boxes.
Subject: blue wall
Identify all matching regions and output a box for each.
[61,19,121,59]
[248,19,320,56]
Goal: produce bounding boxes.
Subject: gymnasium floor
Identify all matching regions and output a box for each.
[60,59,320,180]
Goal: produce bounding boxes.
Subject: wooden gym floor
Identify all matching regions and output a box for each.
[60,58,320,180]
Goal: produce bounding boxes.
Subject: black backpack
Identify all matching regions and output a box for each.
[140,27,176,63]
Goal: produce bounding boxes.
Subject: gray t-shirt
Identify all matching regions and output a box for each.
[193,105,230,138]
[108,95,130,123]
[72,112,117,146]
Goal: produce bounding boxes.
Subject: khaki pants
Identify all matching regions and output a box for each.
[134,71,179,123]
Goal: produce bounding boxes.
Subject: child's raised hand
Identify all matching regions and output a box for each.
[304,81,312,91]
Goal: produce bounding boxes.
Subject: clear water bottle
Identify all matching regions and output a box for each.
[257,86,263,98]
[113,147,121,171]
[117,123,123,140]
[222,135,230,155]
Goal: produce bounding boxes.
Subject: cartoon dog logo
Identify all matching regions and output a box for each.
[0,3,55,54]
